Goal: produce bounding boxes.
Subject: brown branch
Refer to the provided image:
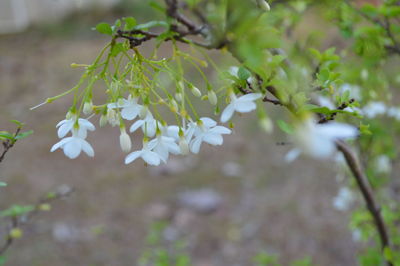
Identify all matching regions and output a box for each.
[336,141,392,266]
[0,127,21,164]
[318,98,355,124]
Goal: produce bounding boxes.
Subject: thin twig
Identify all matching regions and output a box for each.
[0,127,21,164]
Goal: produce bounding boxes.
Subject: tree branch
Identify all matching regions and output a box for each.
[336,141,392,266]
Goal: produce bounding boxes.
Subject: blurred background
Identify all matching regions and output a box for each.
[0,1,363,265]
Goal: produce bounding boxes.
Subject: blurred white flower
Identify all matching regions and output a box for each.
[363,101,387,118]
[229,66,255,83]
[189,117,231,154]
[375,155,391,174]
[220,92,262,123]
[316,96,335,110]
[108,96,143,120]
[338,84,362,101]
[332,187,355,211]
[125,141,161,166]
[51,129,94,159]
[56,117,95,138]
[387,106,400,120]
[286,117,358,161]
[83,101,93,115]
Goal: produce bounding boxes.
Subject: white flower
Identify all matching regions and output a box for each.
[119,128,132,153]
[189,117,231,154]
[375,155,391,174]
[220,92,262,123]
[106,109,119,127]
[125,141,161,166]
[129,110,157,137]
[387,106,400,120]
[56,117,95,139]
[286,117,358,161]
[332,187,354,211]
[316,96,335,110]
[108,96,143,120]
[363,101,387,118]
[51,129,94,159]
[148,134,181,162]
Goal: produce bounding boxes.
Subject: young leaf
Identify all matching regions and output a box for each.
[123,17,137,31]
[15,130,33,140]
[277,120,294,134]
[238,67,251,80]
[95,22,113,35]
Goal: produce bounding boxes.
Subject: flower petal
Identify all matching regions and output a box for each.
[220,103,235,123]
[209,126,231,135]
[317,123,358,140]
[57,122,73,138]
[50,137,72,152]
[234,101,257,113]
[78,119,95,131]
[200,117,217,128]
[81,139,94,157]
[125,151,142,164]
[63,138,82,159]
[130,120,145,133]
[285,148,301,163]
[190,137,203,154]
[142,150,161,165]
[121,106,141,120]
[203,133,223,146]
[237,93,262,101]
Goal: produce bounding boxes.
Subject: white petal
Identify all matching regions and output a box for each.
[237,93,262,101]
[125,151,143,164]
[142,150,161,165]
[166,141,181,155]
[190,137,203,154]
[220,104,235,123]
[209,126,231,135]
[63,139,82,159]
[200,117,217,128]
[78,119,95,131]
[81,139,94,157]
[203,133,223,145]
[56,119,69,128]
[285,148,301,162]
[234,101,257,113]
[154,145,169,162]
[50,137,72,152]
[130,120,144,133]
[57,123,73,138]
[317,123,358,140]
[121,106,141,120]
[166,125,180,140]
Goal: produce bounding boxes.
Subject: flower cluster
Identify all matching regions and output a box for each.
[50,93,262,166]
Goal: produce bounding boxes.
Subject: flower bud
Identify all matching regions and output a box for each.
[119,128,132,153]
[99,114,108,127]
[107,109,119,127]
[191,86,202,97]
[208,90,218,105]
[257,0,270,11]
[175,93,183,102]
[259,117,273,133]
[179,136,189,155]
[83,101,93,115]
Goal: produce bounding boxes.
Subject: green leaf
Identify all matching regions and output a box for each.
[277,120,293,134]
[0,205,35,217]
[237,66,251,80]
[15,130,33,140]
[149,1,166,12]
[133,21,169,30]
[123,17,137,31]
[10,120,23,127]
[95,22,113,35]
[0,182,7,187]
[110,43,124,57]
[0,131,14,141]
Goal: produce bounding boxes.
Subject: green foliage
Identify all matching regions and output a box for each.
[0,205,35,217]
